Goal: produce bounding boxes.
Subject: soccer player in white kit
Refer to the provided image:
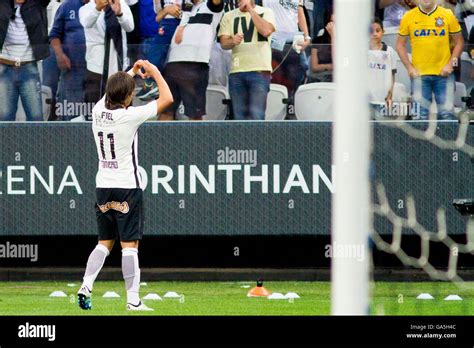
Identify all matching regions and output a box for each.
[77,60,173,311]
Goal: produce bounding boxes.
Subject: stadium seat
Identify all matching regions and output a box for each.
[265,84,288,120]
[454,81,467,111]
[294,82,335,121]
[460,51,472,88]
[16,85,52,121]
[205,84,230,121]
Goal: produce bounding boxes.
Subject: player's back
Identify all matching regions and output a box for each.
[91,97,158,189]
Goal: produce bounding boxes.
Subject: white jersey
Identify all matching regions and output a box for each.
[167,0,224,64]
[368,44,397,103]
[262,0,300,41]
[92,97,158,189]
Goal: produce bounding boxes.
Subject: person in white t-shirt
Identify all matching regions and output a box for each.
[160,0,224,120]
[262,0,311,97]
[79,0,134,111]
[368,18,398,118]
[77,59,173,312]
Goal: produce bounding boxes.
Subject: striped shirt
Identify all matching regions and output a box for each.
[0,5,35,62]
[167,0,224,64]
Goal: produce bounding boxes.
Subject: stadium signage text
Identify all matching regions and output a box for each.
[1,165,82,195]
[144,164,336,194]
[1,164,334,195]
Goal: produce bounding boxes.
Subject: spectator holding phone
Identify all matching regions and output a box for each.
[160,0,224,121]
[263,0,311,98]
[80,0,134,106]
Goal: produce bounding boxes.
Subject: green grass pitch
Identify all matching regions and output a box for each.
[0,281,473,315]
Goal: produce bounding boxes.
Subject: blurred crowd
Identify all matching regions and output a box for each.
[0,0,473,121]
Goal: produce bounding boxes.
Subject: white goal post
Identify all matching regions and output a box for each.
[331,0,372,315]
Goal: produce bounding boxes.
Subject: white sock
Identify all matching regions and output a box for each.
[82,244,109,291]
[122,248,140,305]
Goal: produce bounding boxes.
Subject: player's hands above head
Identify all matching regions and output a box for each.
[141,60,161,78]
[132,60,147,78]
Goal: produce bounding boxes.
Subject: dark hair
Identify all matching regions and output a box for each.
[373,17,384,31]
[105,72,135,110]
[324,12,333,26]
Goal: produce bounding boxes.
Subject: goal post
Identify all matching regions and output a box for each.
[331,0,372,315]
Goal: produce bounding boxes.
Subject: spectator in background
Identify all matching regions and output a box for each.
[219,0,276,120]
[135,0,192,100]
[42,0,63,120]
[382,0,408,28]
[125,0,140,71]
[263,0,311,98]
[79,0,134,107]
[368,18,397,118]
[379,0,415,28]
[309,13,334,82]
[160,0,224,121]
[207,0,240,87]
[397,0,464,120]
[454,0,474,52]
[49,0,88,120]
[0,0,50,121]
[312,0,332,39]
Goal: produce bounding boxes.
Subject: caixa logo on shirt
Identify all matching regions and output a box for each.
[414,28,446,37]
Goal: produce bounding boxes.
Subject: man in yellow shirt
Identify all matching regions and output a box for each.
[396,0,463,120]
[218,0,276,120]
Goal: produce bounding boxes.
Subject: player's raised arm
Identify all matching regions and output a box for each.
[142,61,174,115]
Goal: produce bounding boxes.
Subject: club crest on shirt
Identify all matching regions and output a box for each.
[435,17,444,28]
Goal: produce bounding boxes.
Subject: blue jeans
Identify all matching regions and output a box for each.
[229,72,271,120]
[411,74,455,120]
[42,47,60,99]
[0,62,43,121]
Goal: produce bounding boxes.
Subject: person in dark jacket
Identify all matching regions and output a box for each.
[0,0,50,121]
[49,0,88,120]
